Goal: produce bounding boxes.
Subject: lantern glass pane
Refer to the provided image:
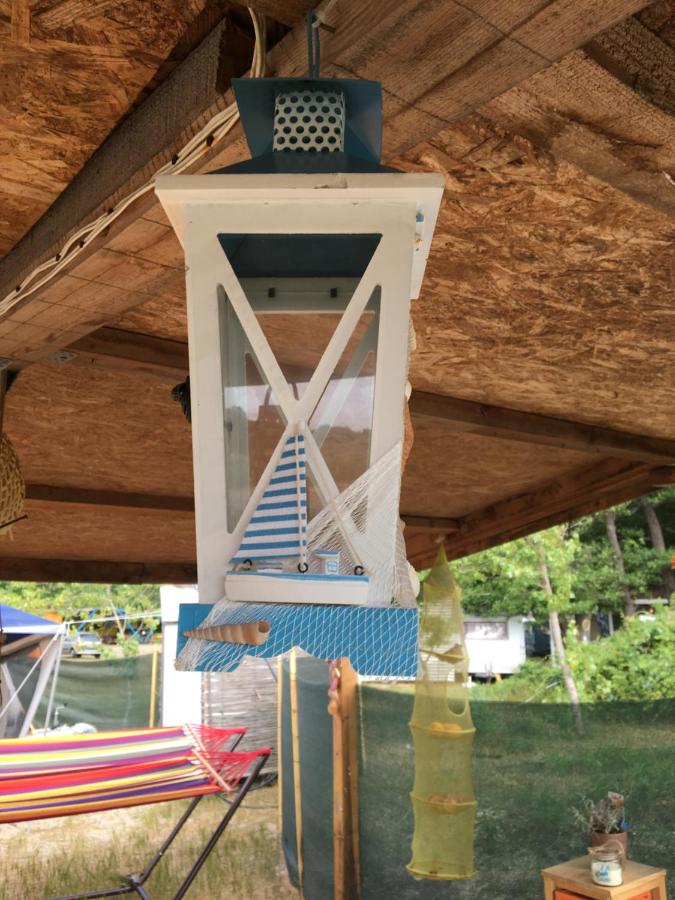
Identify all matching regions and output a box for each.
[218,289,287,532]
[309,290,379,496]
[254,306,343,400]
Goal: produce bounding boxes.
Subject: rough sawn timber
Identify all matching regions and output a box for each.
[0,0,654,333]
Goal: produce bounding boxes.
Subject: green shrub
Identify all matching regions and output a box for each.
[566,610,675,702]
[478,611,675,703]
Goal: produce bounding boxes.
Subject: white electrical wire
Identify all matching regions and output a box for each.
[0,8,267,322]
[64,610,163,627]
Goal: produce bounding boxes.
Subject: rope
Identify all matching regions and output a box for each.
[0,8,267,322]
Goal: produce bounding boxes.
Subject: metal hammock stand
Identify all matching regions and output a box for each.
[0,725,271,900]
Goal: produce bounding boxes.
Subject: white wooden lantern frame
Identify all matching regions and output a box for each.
[156,172,443,603]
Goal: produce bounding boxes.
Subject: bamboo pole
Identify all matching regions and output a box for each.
[330,658,360,900]
[277,654,283,837]
[289,650,304,895]
[148,648,159,728]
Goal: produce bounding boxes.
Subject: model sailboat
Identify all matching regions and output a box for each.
[224,434,370,605]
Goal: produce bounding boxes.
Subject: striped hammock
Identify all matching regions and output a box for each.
[0,724,263,824]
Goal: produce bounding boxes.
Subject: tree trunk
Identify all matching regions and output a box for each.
[535,543,583,733]
[604,509,635,616]
[106,584,124,638]
[642,501,675,599]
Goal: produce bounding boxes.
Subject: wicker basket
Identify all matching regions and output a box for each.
[0,435,25,535]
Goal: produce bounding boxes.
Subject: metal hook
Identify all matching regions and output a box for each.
[306,9,321,78]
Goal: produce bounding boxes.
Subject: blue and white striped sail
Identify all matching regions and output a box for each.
[231,434,308,563]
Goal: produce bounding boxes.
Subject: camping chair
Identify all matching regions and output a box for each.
[0,724,271,899]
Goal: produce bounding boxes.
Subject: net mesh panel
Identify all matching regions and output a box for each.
[280,656,333,897]
[0,646,41,737]
[408,549,477,880]
[177,602,418,677]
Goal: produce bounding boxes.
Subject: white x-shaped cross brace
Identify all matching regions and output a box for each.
[218,239,386,568]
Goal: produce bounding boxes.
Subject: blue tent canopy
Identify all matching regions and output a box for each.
[0,604,64,636]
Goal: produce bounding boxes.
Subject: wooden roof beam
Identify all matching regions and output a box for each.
[56,329,675,465]
[482,38,675,219]
[25,484,194,514]
[406,458,673,567]
[0,557,196,584]
[409,390,675,464]
[67,327,189,383]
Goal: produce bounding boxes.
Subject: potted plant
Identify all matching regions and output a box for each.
[573,793,628,858]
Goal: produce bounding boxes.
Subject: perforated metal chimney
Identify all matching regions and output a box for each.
[213,78,392,175]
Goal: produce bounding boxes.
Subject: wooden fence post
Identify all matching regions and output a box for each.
[329,657,360,900]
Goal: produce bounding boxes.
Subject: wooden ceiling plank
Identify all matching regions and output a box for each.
[66,326,189,382]
[0,0,654,338]
[453,459,652,543]
[10,0,30,43]
[0,369,7,435]
[0,13,251,302]
[0,557,197,584]
[401,513,461,532]
[232,0,314,28]
[406,461,668,567]
[25,484,195,513]
[409,390,675,463]
[482,49,675,218]
[585,15,675,117]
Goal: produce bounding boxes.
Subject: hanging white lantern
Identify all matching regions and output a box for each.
[156,76,442,612]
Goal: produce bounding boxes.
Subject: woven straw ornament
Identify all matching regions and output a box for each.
[0,435,25,537]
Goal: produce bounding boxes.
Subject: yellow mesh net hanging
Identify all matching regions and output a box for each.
[407,547,477,881]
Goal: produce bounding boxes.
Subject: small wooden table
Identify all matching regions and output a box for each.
[542,856,667,900]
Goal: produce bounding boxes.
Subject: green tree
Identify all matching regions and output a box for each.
[0,581,160,622]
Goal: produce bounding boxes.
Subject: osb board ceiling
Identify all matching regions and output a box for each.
[5,363,193,496]
[397,121,675,441]
[9,505,195,564]
[401,421,594,519]
[0,0,225,256]
[112,118,675,442]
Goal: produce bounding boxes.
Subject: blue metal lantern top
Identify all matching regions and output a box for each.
[214,77,395,175]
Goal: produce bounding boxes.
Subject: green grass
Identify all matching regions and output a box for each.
[359,689,675,899]
[0,788,295,900]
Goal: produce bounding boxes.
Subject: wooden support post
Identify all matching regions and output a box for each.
[289,650,304,896]
[277,655,284,837]
[329,658,360,900]
[148,648,159,728]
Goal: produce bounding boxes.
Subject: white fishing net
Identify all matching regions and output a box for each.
[305,441,417,607]
[176,441,418,671]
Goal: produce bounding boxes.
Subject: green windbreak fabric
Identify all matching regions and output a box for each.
[11,654,162,731]
[281,665,675,899]
[280,657,333,899]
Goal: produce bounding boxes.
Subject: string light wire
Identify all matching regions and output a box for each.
[0,7,267,322]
